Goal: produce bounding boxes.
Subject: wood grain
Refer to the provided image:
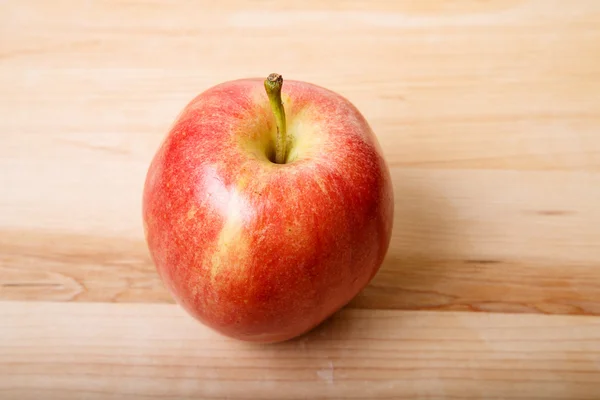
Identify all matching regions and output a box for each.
[1,301,600,400]
[2,0,600,315]
[2,1,600,397]
[3,169,600,314]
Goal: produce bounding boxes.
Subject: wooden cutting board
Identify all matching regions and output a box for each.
[1,1,599,398]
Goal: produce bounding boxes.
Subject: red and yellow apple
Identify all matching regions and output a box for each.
[143,74,393,343]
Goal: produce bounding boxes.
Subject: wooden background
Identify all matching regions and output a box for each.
[1,0,600,398]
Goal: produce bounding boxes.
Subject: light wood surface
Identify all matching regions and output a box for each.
[2,301,600,400]
[2,0,600,398]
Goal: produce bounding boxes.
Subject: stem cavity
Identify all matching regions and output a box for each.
[264,73,287,164]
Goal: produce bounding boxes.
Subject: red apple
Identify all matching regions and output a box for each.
[143,74,394,343]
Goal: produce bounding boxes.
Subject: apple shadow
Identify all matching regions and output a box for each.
[347,171,461,312]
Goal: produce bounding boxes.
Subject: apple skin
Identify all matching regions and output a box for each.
[143,77,394,343]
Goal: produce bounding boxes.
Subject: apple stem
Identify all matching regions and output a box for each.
[264,73,287,164]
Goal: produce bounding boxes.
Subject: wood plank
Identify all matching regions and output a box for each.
[1,1,600,172]
[1,301,599,399]
[2,169,600,314]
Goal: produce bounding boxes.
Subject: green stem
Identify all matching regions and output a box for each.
[264,73,287,164]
